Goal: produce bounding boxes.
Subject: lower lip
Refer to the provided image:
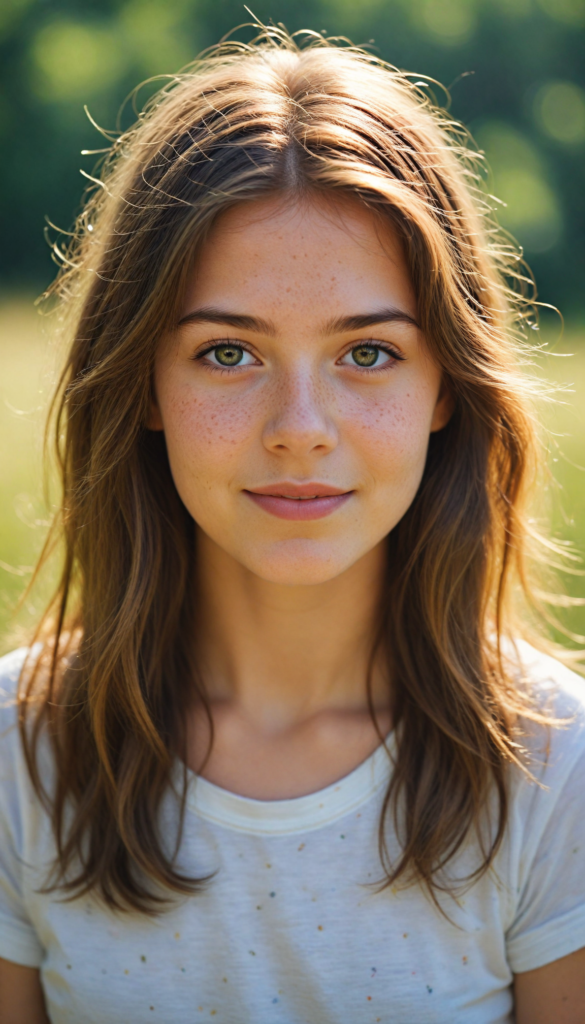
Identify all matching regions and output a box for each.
[245,492,352,520]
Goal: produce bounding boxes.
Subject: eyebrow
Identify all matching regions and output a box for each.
[177,305,419,334]
[177,307,276,334]
[323,308,419,333]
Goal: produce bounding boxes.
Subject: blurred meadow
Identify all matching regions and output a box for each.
[0,0,584,650]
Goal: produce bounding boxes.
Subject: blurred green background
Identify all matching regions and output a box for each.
[1,0,584,651]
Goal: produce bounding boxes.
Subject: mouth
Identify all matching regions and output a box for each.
[244,483,354,521]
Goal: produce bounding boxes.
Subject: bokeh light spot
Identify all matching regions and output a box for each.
[477,121,562,252]
[421,0,477,45]
[537,0,585,26]
[31,20,124,101]
[535,81,585,145]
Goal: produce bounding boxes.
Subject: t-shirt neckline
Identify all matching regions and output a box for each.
[184,733,395,836]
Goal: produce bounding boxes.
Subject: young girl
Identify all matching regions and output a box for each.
[1,27,584,1024]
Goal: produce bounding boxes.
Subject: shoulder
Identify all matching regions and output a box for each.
[508,638,585,713]
[502,641,585,839]
[0,647,30,730]
[497,643,585,972]
[0,645,31,686]
[0,646,42,779]
[506,639,585,770]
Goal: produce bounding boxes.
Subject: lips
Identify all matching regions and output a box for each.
[244,483,353,520]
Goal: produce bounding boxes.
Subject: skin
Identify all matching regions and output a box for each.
[2,195,583,1022]
[152,194,451,798]
[0,960,50,1024]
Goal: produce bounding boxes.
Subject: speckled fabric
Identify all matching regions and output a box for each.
[1,644,585,1023]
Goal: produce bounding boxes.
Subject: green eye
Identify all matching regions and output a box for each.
[351,345,380,367]
[213,345,244,366]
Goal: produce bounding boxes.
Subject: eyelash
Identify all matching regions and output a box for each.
[342,341,405,371]
[195,340,405,372]
[195,341,259,374]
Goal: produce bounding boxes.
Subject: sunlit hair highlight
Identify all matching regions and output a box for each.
[20,25,562,911]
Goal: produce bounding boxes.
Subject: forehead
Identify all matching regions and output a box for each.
[182,194,416,323]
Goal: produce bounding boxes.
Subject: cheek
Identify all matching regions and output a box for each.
[344,388,435,476]
[160,383,261,487]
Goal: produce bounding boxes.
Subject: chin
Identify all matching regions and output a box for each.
[243,538,359,586]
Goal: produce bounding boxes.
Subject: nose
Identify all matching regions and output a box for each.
[262,365,338,458]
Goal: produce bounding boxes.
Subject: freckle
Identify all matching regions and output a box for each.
[318,925,323,931]
[256,905,262,910]
[367,995,372,1000]
[462,956,468,964]
[150,1006,154,1011]
[124,969,129,975]
[181,967,186,973]
[249,950,256,956]
[210,1011,217,1016]
[141,955,147,962]
[298,843,305,851]
[222,977,227,983]
[403,933,408,938]
[174,932,180,940]
[266,863,271,868]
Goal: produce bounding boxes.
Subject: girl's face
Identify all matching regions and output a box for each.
[152,196,452,585]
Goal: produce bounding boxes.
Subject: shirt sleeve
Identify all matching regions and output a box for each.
[505,684,585,974]
[0,649,44,967]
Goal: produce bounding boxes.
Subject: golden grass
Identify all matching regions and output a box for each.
[0,298,60,653]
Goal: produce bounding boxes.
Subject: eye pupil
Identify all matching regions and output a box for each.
[352,345,378,367]
[215,345,243,366]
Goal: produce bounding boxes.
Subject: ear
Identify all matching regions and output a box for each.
[146,393,164,431]
[430,377,455,433]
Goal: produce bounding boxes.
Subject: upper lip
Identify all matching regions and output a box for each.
[245,482,352,499]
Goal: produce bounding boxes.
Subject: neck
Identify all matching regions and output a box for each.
[194,530,389,735]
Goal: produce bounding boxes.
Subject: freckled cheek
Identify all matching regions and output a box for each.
[162,390,262,474]
[343,397,434,475]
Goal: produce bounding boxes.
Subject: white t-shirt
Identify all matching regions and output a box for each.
[1,644,585,1024]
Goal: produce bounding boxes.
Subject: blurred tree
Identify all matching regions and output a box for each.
[0,0,583,315]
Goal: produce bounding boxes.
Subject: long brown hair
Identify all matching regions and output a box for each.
[20,25,559,911]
